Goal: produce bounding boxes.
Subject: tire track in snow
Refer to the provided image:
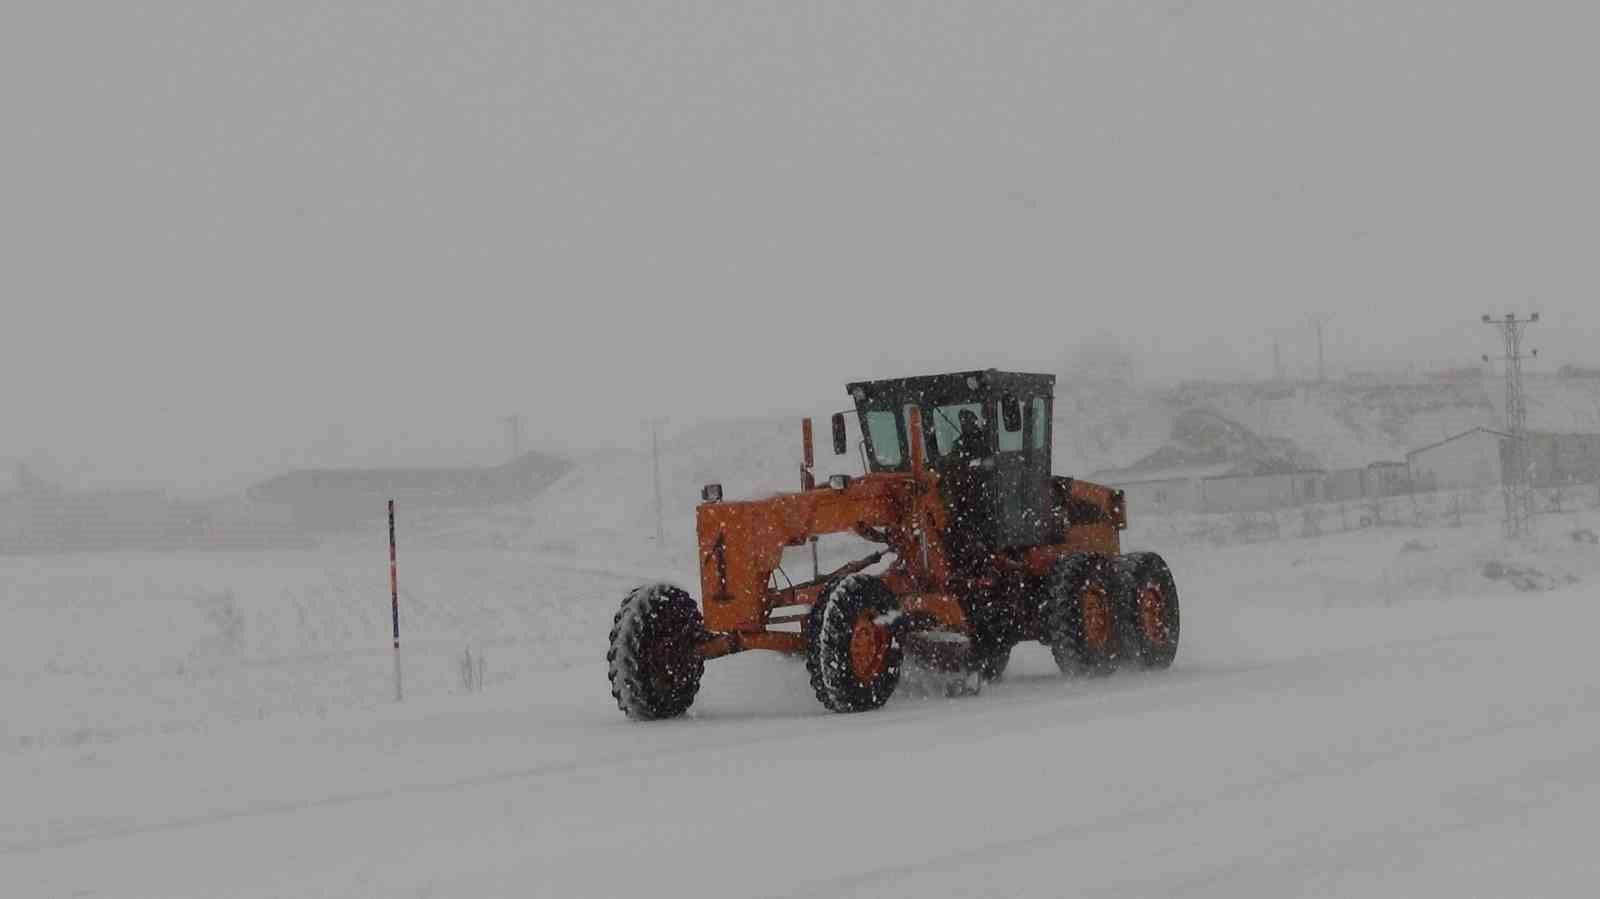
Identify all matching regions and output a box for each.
[1109,739,1600,899]
[0,629,1490,859]
[778,649,1592,898]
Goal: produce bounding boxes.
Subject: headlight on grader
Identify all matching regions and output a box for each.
[701,483,723,503]
[828,474,851,491]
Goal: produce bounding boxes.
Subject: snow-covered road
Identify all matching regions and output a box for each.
[7,528,1600,897]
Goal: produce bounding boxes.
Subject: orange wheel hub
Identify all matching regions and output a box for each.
[1137,582,1169,646]
[849,611,891,680]
[1082,583,1112,650]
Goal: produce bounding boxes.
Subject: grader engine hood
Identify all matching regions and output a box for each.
[695,475,913,632]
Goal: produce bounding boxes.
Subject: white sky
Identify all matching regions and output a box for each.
[4,1,1597,490]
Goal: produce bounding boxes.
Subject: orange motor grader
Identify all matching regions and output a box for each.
[607,369,1180,719]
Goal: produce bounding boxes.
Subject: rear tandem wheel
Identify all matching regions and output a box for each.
[1112,551,1181,669]
[1042,553,1122,677]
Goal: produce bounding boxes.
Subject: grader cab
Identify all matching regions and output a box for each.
[607,369,1180,719]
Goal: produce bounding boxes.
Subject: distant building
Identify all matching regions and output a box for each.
[1094,462,1236,486]
[1406,428,1511,492]
[1365,461,1413,497]
[0,488,182,554]
[1322,468,1367,502]
[250,451,573,531]
[1319,463,1409,502]
[0,493,29,548]
[1111,462,1416,517]
[1525,432,1600,487]
[183,497,307,550]
[1425,366,1489,383]
[1113,477,1203,517]
[1195,470,1326,514]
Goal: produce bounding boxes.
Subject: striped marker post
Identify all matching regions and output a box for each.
[389,499,403,702]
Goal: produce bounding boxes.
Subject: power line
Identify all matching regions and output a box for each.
[1481,312,1540,538]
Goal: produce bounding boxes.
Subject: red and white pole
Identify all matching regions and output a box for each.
[389,499,403,702]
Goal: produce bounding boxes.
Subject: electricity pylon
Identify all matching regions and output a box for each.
[1482,313,1539,538]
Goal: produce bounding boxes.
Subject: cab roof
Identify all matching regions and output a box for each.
[845,369,1055,407]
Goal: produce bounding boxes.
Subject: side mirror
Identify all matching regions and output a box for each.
[1001,395,1022,432]
[831,412,848,455]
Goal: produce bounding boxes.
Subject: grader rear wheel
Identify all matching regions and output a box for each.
[1042,554,1121,677]
[1112,552,1181,669]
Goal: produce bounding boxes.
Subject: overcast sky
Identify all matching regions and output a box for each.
[5,1,1597,490]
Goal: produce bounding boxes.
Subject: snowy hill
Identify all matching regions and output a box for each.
[1070,372,1600,480]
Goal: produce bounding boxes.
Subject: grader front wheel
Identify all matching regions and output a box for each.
[806,575,904,713]
[607,583,706,720]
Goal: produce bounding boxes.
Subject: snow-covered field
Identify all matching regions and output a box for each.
[7,496,1600,895]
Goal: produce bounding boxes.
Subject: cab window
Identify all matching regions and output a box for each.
[864,409,903,469]
[1029,398,1050,451]
[931,403,985,458]
[997,400,1025,453]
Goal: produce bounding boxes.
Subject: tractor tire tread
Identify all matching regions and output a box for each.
[1110,551,1181,670]
[804,574,903,713]
[1042,553,1121,677]
[607,582,706,720]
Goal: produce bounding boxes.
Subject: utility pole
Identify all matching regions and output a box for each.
[1482,312,1540,538]
[1309,314,1331,384]
[648,419,665,545]
[502,415,523,461]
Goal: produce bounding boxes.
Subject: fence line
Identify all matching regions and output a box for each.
[1123,482,1600,548]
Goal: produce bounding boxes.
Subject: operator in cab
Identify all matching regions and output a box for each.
[939,409,995,574]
